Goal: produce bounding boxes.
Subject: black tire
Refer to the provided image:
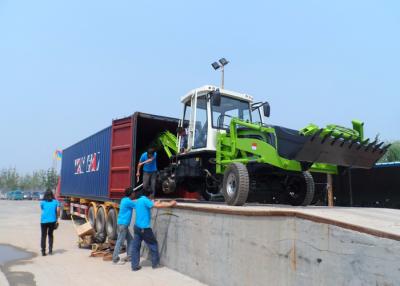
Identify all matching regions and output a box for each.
[88,206,96,228]
[95,207,106,235]
[191,180,211,201]
[200,188,212,201]
[222,163,249,206]
[162,178,176,194]
[106,208,118,241]
[60,206,70,220]
[285,171,315,206]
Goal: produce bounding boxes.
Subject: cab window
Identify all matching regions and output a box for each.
[193,96,208,149]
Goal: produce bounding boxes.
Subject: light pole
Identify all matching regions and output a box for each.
[211,58,229,89]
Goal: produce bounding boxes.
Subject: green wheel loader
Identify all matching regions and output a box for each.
[158,85,389,206]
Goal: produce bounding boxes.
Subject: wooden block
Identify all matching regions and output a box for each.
[103,253,113,261]
[75,222,94,237]
[90,251,108,257]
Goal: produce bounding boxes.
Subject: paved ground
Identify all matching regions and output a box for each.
[0,200,205,286]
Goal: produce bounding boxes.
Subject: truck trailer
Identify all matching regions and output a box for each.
[58,112,179,240]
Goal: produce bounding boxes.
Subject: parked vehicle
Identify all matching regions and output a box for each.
[12,191,24,200]
[6,191,14,200]
[0,191,7,200]
[23,192,32,200]
[31,192,41,200]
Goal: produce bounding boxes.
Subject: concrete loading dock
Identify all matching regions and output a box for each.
[145,203,400,286]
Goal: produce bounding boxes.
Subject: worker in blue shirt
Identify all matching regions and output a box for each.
[112,187,136,265]
[40,189,60,256]
[131,189,177,271]
[136,148,158,198]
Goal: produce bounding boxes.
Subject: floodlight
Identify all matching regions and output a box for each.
[211,57,229,89]
[218,58,229,66]
[211,62,221,70]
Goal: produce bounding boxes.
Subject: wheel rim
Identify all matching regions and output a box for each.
[226,173,237,197]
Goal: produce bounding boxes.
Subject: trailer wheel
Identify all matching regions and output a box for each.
[60,206,70,220]
[285,171,315,206]
[95,206,106,235]
[106,208,118,241]
[222,163,249,206]
[88,206,96,228]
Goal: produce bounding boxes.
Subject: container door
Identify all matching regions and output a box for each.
[109,116,134,199]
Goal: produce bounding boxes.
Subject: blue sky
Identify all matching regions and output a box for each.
[0,1,399,173]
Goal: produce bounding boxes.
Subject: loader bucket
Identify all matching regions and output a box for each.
[294,132,389,169]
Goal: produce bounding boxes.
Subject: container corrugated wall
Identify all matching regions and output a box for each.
[60,127,111,200]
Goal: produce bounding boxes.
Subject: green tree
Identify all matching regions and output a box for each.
[31,170,47,190]
[44,168,59,191]
[379,141,400,163]
[0,167,19,190]
[19,173,33,190]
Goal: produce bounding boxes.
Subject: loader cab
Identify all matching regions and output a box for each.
[251,102,270,124]
[178,85,253,154]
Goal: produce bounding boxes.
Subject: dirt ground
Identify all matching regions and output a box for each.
[0,200,205,286]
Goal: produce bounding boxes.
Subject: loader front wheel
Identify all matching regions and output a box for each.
[222,163,249,206]
[285,171,315,206]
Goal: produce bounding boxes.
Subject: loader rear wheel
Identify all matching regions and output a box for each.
[285,171,315,206]
[106,208,118,241]
[222,163,249,206]
[162,178,176,194]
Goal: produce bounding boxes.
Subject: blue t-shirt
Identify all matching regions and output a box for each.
[117,197,136,226]
[134,196,154,228]
[140,152,157,173]
[40,200,59,223]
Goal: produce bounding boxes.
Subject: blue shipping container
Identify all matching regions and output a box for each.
[60,127,112,200]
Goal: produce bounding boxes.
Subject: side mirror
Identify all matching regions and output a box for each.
[263,102,270,117]
[211,89,221,106]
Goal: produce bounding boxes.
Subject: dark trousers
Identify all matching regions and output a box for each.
[41,222,56,252]
[131,225,160,269]
[143,172,157,197]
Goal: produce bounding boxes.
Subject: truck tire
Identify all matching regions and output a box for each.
[222,163,249,206]
[95,206,106,235]
[88,206,96,228]
[60,206,70,220]
[106,208,118,241]
[285,171,315,206]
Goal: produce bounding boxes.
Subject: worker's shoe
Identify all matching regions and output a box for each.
[113,260,126,265]
[132,266,142,271]
[41,250,46,256]
[152,264,162,269]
